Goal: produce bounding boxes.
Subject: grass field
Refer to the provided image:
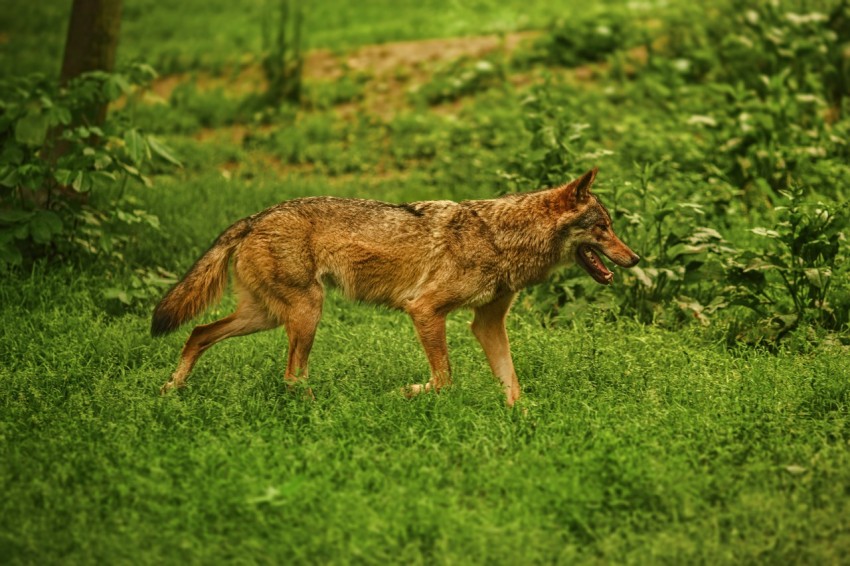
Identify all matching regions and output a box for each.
[2,0,850,563]
[3,264,849,563]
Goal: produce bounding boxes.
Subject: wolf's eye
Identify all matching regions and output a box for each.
[597,224,608,231]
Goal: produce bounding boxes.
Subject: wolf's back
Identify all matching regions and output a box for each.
[151,217,253,336]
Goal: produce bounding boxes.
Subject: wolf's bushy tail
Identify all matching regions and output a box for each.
[151,218,253,337]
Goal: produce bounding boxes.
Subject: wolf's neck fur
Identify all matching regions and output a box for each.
[468,191,573,291]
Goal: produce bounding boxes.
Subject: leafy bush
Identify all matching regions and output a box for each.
[654,0,850,198]
[516,7,642,68]
[0,64,181,267]
[497,83,610,193]
[724,188,849,341]
[504,0,850,343]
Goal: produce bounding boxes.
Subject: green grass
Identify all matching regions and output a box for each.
[2,263,849,563]
[2,168,849,562]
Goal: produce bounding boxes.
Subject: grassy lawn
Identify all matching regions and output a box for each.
[2,0,850,563]
[3,264,849,563]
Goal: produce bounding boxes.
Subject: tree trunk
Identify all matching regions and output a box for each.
[59,0,123,126]
[40,0,122,205]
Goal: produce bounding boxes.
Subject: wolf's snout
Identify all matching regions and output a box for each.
[609,245,640,268]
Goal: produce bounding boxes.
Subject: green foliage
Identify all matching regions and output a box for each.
[498,83,607,192]
[725,188,848,339]
[518,7,642,68]
[0,65,181,267]
[499,0,850,343]
[656,0,850,197]
[413,57,506,105]
[104,265,178,310]
[304,73,368,110]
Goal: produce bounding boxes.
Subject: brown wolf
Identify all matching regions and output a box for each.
[151,168,638,405]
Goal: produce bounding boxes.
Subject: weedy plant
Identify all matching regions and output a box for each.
[260,0,305,108]
[0,64,181,309]
[724,187,848,342]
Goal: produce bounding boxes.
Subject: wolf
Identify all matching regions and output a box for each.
[151,168,639,405]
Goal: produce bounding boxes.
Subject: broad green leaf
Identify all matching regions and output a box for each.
[54,169,76,186]
[29,210,63,244]
[46,105,72,127]
[91,171,117,188]
[147,136,182,167]
[14,110,49,147]
[804,268,830,289]
[0,209,34,224]
[0,166,19,188]
[0,240,23,266]
[124,129,148,165]
[94,152,113,169]
[70,170,93,192]
[13,223,29,239]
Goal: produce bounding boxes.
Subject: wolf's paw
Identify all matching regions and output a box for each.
[401,383,430,399]
[284,379,315,401]
[159,380,183,395]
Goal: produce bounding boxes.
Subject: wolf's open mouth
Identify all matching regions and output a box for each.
[577,245,614,285]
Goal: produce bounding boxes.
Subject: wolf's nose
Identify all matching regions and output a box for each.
[628,254,640,267]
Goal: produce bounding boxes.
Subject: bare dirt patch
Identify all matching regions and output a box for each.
[149,32,539,110]
[148,32,649,178]
[326,32,537,78]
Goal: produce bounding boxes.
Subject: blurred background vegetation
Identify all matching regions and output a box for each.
[2,2,850,562]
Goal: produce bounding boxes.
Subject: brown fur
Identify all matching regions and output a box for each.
[152,168,639,405]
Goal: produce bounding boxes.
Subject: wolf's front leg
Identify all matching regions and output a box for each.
[471,293,520,406]
[404,306,451,398]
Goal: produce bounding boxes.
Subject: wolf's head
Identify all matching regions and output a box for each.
[549,168,640,285]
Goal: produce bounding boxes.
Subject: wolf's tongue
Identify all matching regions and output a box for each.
[581,246,614,284]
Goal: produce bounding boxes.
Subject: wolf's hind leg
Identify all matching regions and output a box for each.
[471,293,520,406]
[276,285,324,398]
[404,306,451,398]
[160,291,277,394]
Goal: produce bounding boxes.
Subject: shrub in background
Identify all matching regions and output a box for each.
[0,64,180,269]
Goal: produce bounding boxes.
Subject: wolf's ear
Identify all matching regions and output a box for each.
[573,167,597,203]
[553,167,598,211]
[556,167,597,210]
